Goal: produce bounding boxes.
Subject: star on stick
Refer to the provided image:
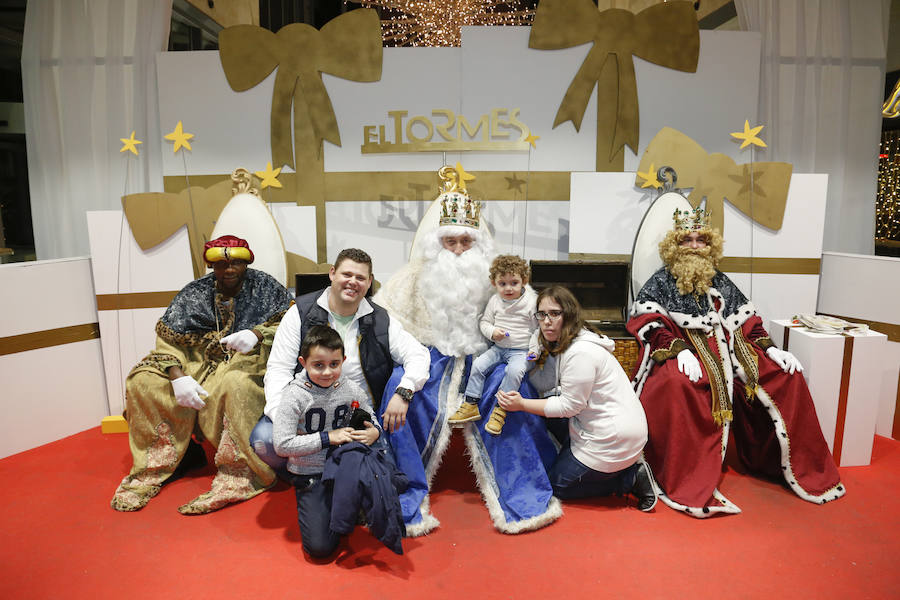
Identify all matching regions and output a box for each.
[455,162,475,192]
[730,120,767,150]
[119,131,142,156]
[524,133,540,148]
[164,121,194,153]
[254,162,283,189]
[636,163,661,189]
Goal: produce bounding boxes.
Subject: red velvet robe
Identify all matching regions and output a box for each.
[627,271,844,517]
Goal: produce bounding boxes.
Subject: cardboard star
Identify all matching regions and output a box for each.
[505,174,526,192]
[254,162,283,189]
[164,121,194,153]
[525,133,540,148]
[455,162,475,192]
[730,120,767,150]
[636,163,661,189]
[119,131,142,156]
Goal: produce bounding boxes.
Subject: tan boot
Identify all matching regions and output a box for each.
[448,402,481,424]
[484,406,507,435]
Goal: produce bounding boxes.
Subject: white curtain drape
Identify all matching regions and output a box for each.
[21,0,172,260]
[735,0,889,255]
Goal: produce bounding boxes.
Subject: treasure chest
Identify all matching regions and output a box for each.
[529,260,639,376]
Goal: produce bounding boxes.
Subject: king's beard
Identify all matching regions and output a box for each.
[667,247,717,296]
[418,246,492,357]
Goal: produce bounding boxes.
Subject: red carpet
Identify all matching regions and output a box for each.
[1,429,898,599]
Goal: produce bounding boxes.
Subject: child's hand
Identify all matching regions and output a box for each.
[350,421,380,446]
[526,352,538,361]
[491,328,506,342]
[328,427,354,446]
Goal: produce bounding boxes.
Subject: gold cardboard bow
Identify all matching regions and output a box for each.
[636,127,793,233]
[218,9,383,170]
[529,0,699,170]
[122,183,232,279]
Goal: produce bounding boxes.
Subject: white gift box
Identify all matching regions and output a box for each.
[768,319,887,467]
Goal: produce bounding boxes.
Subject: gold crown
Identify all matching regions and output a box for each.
[673,207,711,231]
[437,165,481,229]
[439,191,482,229]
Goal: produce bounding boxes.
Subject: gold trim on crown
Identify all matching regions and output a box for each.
[439,192,481,229]
[673,207,710,232]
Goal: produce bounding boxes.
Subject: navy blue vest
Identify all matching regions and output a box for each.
[295,289,394,410]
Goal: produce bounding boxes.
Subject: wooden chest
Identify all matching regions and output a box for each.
[529,260,639,376]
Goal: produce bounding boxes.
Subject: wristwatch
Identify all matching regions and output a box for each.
[395,386,414,402]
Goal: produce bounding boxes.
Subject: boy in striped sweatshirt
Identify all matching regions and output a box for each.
[273,325,380,558]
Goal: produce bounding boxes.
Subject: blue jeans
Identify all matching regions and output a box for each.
[548,445,638,500]
[250,415,290,479]
[464,345,528,400]
[290,474,340,558]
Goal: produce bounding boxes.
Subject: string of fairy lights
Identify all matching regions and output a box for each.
[347,1,535,47]
[877,131,900,242]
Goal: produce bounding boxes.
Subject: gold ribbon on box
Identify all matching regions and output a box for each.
[218,9,383,262]
[636,127,793,233]
[529,0,699,172]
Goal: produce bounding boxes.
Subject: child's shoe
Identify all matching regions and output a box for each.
[448,402,481,424]
[484,406,507,435]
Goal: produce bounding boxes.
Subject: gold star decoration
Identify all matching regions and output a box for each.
[524,133,540,148]
[730,120,767,150]
[455,162,476,192]
[254,162,283,189]
[505,174,526,193]
[164,121,194,153]
[636,163,661,189]
[119,131,142,156]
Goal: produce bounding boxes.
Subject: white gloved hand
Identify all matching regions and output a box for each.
[676,349,702,382]
[767,346,803,374]
[172,375,208,410]
[220,329,260,354]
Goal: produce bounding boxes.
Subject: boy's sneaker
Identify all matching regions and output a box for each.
[484,406,507,435]
[449,402,481,423]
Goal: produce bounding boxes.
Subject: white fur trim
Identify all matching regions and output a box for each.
[461,424,563,534]
[751,385,847,505]
[656,484,742,518]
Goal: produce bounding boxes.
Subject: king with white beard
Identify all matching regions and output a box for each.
[374,166,562,535]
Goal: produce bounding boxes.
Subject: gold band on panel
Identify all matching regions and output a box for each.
[95,291,179,311]
[568,254,822,275]
[0,323,100,356]
[164,171,572,203]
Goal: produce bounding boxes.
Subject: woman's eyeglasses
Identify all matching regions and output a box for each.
[534,310,563,321]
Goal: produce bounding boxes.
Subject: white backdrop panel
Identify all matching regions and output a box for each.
[269,204,318,264]
[0,257,99,337]
[0,341,109,459]
[86,211,194,415]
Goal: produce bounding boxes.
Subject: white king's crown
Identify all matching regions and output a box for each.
[673,207,711,231]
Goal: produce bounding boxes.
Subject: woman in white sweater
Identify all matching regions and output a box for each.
[497,286,657,511]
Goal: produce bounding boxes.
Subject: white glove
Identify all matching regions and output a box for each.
[172,375,208,410]
[220,329,260,354]
[676,349,702,382]
[767,346,803,374]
